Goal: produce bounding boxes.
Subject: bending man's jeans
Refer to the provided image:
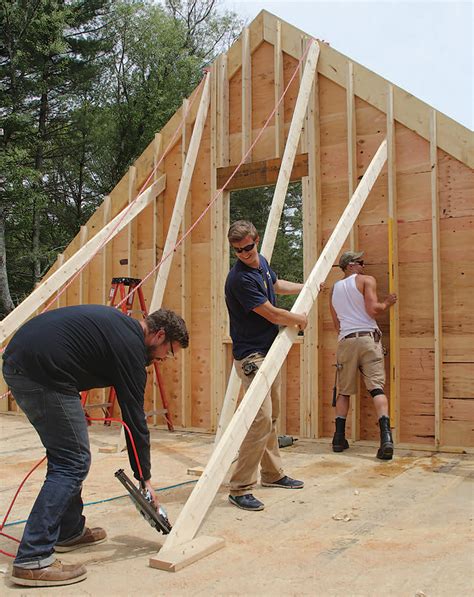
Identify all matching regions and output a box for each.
[3,362,91,569]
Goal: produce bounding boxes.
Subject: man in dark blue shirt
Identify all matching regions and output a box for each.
[225,220,307,512]
[3,305,188,587]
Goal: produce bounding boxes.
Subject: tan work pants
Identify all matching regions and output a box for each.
[229,353,284,496]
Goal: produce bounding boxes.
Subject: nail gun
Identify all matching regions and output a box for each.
[115,469,172,534]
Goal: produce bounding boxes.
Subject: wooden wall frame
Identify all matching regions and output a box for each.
[2,10,472,486]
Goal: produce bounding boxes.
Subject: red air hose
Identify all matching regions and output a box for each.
[0,416,142,559]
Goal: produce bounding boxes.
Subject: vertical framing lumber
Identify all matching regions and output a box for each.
[346,61,358,251]
[152,134,162,425]
[241,27,252,162]
[152,140,388,564]
[55,254,65,308]
[149,73,211,311]
[0,177,166,343]
[211,54,230,431]
[274,20,285,158]
[100,194,112,407]
[301,64,323,438]
[346,60,361,441]
[386,85,401,440]
[300,36,317,437]
[127,166,138,278]
[101,196,112,305]
[218,54,231,340]
[210,61,224,430]
[179,103,193,429]
[213,52,234,442]
[279,358,288,433]
[78,226,88,304]
[430,109,443,447]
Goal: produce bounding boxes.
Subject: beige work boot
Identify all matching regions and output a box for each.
[11,560,87,587]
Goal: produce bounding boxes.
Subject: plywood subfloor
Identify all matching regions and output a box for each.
[1,414,473,596]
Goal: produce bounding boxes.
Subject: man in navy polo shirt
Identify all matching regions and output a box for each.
[225,220,307,511]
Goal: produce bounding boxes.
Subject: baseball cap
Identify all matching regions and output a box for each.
[339,251,364,269]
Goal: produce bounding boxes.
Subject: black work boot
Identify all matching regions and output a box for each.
[376,415,394,460]
[332,417,349,452]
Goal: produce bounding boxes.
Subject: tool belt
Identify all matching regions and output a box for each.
[343,330,381,342]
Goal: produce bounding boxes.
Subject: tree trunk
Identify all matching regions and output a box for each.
[0,207,15,316]
[32,89,48,284]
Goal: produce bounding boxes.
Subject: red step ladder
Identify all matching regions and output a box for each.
[81,277,174,431]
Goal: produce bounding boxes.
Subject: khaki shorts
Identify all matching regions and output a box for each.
[336,334,385,396]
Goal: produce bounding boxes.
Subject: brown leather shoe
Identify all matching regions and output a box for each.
[11,560,87,587]
[55,527,107,552]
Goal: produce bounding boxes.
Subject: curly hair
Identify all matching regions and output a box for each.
[227,220,258,243]
[145,309,189,348]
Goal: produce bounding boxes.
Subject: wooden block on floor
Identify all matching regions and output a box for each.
[187,466,204,477]
[149,536,225,572]
[98,445,119,454]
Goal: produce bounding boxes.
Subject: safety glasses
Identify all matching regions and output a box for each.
[232,242,256,254]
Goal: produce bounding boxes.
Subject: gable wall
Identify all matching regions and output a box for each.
[2,15,472,450]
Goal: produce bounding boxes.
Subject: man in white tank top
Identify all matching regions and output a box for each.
[330,251,397,459]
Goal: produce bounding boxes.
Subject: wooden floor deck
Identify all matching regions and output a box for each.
[1,414,472,596]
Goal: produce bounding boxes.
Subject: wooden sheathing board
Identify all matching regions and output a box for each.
[438,150,474,447]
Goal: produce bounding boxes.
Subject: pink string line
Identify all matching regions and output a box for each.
[116,37,317,309]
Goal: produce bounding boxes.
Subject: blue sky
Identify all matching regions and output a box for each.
[221,0,473,129]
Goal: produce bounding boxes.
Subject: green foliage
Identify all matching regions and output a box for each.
[0,0,243,315]
[230,182,303,310]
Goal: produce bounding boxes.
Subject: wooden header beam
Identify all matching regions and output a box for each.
[150,139,387,571]
[216,153,308,191]
[0,175,166,343]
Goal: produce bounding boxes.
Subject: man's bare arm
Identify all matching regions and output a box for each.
[329,287,340,333]
[363,276,397,318]
[253,301,307,330]
[273,279,304,295]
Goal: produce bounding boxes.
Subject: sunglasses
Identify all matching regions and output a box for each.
[350,259,364,266]
[232,242,256,254]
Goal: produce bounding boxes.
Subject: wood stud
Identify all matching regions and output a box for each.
[430,109,443,448]
[346,60,361,442]
[241,27,252,162]
[180,103,193,429]
[386,85,401,440]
